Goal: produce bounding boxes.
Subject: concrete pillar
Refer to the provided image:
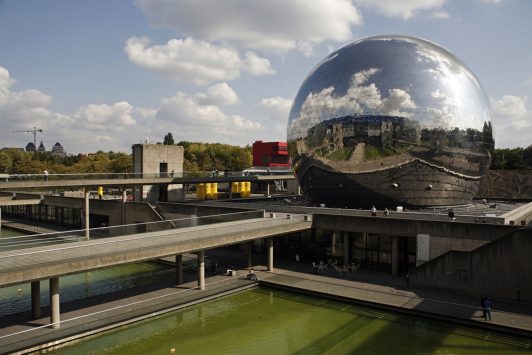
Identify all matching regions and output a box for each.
[31,281,40,319]
[267,238,274,272]
[197,251,205,290]
[343,232,349,267]
[246,241,253,268]
[50,278,60,329]
[176,254,183,285]
[265,183,270,197]
[391,236,399,276]
[121,190,127,235]
[84,190,90,241]
[331,231,337,256]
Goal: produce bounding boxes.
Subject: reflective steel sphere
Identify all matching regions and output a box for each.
[288,35,494,207]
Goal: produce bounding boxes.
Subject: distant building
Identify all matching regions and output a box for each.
[51,142,66,158]
[25,142,36,152]
[252,140,289,168]
[37,141,46,152]
[132,143,184,203]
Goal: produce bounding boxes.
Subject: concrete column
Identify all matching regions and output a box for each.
[331,231,337,256]
[391,236,399,276]
[343,232,349,267]
[84,190,90,241]
[197,251,205,290]
[267,238,274,272]
[49,278,60,329]
[31,281,40,319]
[121,190,127,235]
[246,241,253,268]
[265,183,270,197]
[176,254,183,285]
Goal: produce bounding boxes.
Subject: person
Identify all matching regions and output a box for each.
[482,297,492,321]
[371,205,377,216]
[247,268,258,281]
[170,169,175,177]
[448,209,456,221]
[384,208,390,216]
[43,170,49,181]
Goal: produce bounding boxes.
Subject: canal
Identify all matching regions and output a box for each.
[48,288,531,354]
[0,228,175,317]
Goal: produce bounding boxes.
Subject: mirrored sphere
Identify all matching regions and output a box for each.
[287,35,494,207]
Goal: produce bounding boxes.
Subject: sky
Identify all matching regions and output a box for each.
[0,0,531,154]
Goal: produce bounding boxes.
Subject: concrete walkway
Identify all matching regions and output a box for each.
[0,272,256,354]
[255,267,532,337]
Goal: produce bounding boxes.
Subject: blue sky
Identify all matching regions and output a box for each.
[0,0,530,153]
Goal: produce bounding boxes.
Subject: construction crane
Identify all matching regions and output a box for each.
[13,126,43,147]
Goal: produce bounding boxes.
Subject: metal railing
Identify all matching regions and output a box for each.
[0,210,265,251]
[0,214,310,272]
[1,170,290,183]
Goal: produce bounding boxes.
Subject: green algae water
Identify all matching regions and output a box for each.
[49,288,531,355]
[0,229,174,316]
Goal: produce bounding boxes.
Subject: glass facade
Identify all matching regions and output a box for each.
[2,205,82,228]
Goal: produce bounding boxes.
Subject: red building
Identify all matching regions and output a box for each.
[252,140,289,167]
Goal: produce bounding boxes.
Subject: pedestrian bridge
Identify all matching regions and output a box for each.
[0,214,311,287]
[0,172,295,191]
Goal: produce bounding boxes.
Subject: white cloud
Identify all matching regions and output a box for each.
[125,37,275,85]
[356,0,447,20]
[195,82,239,106]
[258,97,293,120]
[125,36,242,85]
[490,95,532,148]
[242,52,275,76]
[135,0,362,52]
[72,102,136,132]
[431,10,450,19]
[156,91,262,144]
[296,41,315,58]
[0,65,264,153]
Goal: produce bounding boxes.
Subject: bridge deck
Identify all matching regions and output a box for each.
[0,175,295,191]
[0,216,311,287]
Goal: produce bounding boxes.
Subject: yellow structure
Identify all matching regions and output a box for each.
[211,183,218,199]
[196,183,205,200]
[239,181,251,197]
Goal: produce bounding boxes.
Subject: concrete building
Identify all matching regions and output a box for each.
[132,143,184,202]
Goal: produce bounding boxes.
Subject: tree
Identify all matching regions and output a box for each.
[522,144,532,169]
[163,132,175,145]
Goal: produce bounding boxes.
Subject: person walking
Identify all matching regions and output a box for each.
[371,205,377,216]
[43,170,49,181]
[481,296,492,321]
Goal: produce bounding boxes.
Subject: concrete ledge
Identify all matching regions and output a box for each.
[258,271,532,339]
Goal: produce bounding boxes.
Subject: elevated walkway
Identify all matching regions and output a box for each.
[0,215,311,287]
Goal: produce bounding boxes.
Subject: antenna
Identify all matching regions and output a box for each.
[12,126,43,146]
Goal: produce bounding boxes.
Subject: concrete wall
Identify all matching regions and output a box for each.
[410,228,532,303]
[132,143,184,203]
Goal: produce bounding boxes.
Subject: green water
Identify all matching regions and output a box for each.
[49,288,531,355]
[0,227,174,316]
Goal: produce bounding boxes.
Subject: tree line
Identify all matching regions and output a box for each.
[0,134,252,174]
[1,134,527,174]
